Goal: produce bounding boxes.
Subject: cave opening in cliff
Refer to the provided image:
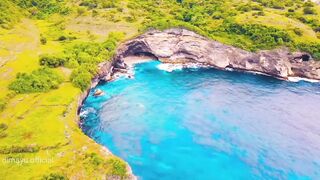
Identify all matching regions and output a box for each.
[302,54,310,61]
[132,52,159,60]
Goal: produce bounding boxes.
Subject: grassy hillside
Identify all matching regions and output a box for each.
[1,0,319,55]
[0,18,130,179]
[0,0,319,179]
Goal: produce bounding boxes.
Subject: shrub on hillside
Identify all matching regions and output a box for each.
[70,64,97,91]
[253,0,285,9]
[0,145,40,154]
[124,16,136,23]
[252,11,265,17]
[67,33,124,91]
[0,123,8,138]
[237,5,251,12]
[77,52,95,64]
[0,99,5,112]
[222,22,292,49]
[101,1,117,8]
[79,0,98,9]
[14,0,70,19]
[296,42,320,60]
[40,36,47,45]
[70,71,92,91]
[65,33,124,64]
[42,173,68,180]
[92,9,99,17]
[85,153,103,166]
[251,4,263,11]
[212,12,223,20]
[303,1,315,8]
[68,42,103,58]
[0,123,8,131]
[9,68,63,93]
[106,158,127,178]
[295,16,320,32]
[63,58,79,69]
[293,28,303,36]
[107,157,127,179]
[303,7,316,15]
[58,35,67,41]
[0,0,22,28]
[0,92,16,112]
[288,8,295,13]
[77,7,86,16]
[39,54,66,68]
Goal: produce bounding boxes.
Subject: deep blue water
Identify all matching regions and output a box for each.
[81,61,320,180]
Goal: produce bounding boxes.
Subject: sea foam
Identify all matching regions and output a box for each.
[288,77,320,83]
[157,63,208,72]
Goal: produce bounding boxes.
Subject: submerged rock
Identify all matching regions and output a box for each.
[93,89,104,97]
[113,28,320,80]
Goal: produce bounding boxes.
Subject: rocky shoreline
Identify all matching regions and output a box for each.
[77,87,137,180]
[76,58,137,180]
[78,28,320,180]
[105,28,320,81]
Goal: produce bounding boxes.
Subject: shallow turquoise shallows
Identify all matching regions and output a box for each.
[81,61,320,180]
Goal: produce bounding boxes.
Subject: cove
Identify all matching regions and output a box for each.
[80,61,320,180]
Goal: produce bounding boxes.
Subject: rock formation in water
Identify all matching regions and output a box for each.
[109,28,320,80]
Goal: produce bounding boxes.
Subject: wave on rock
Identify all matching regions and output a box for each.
[157,63,209,72]
[288,77,320,83]
[80,107,97,118]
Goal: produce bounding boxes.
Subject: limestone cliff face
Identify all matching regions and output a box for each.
[112,28,320,80]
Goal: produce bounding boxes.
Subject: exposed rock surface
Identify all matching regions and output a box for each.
[112,28,320,80]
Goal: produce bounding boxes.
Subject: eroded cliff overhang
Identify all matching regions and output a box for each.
[114,28,320,80]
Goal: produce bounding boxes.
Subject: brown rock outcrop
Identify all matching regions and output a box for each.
[112,28,320,80]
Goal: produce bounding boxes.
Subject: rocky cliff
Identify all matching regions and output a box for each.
[112,28,320,80]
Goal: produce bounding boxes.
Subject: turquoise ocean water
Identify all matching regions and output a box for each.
[81,61,320,180]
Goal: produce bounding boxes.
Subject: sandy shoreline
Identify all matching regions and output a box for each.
[123,55,155,66]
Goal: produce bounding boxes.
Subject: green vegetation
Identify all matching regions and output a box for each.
[0,10,128,177]
[296,42,320,59]
[0,123,8,139]
[70,65,95,91]
[9,68,63,93]
[42,173,68,180]
[303,6,317,14]
[107,157,128,178]
[37,32,124,90]
[0,0,320,179]
[2,0,318,58]
[0,145,40,154]
[40,54,66,68]
[0,0,22,28]
[126,0,320,58]
[14,0,70,18]
[67,32,124,90]
[220,22,292,50]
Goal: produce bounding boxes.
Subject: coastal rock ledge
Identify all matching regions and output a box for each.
[112,28,320,80]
